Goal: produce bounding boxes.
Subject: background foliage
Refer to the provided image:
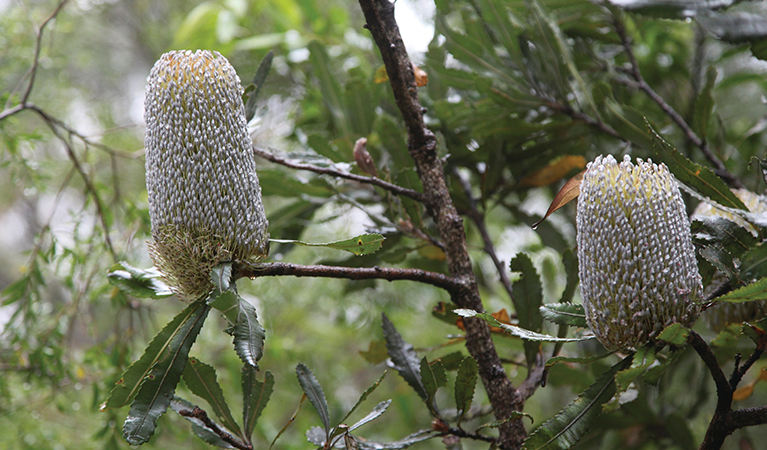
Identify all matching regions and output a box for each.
[3,0,767,449]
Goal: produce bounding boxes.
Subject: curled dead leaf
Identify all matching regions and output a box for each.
[532,169,585,229]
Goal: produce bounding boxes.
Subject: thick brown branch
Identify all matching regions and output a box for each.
[252,146,425,202]
[178,407,251,450]
[612,15,743,189]
[688,331,731,412]
[236,261,462,294]
[358,1,525,448]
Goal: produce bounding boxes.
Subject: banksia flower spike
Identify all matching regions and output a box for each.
[144,50,269,299]
[577,155,702,350]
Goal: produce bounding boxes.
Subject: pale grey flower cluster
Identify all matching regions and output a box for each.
[577,155,701,349]
[144,50,268,297]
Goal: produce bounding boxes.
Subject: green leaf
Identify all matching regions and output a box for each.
[510,253,544,367]
[698,12,767,61]
[545,352,615,368]
[296,363,331,437]
[420,357,446,412]
[657,323,689,346]
[340,371,387,425]
[308,41,349,138]
[712,277,767,303]
[107,262,173,299]
[244,50,274,122]
[170,397,233,448]
[643,349,685,385]
[123,301,210,445]
[559,250,579,304]
[454,357,478,425]
[540,303,587,328]
[207,264,265,369]
[476,412,535,431]
[455,309,592,343]
[522,355,633,450]
[242,367,274,443]
[270,233,385,256]
[693,66,717,139]
[102,301,206,410]
[647,121,747,210]
[615,345,656,394]
[2,276,30,306]
[692,218,757,258]
[349,400,392,432]
[182,357,242,440]
[381,313,428,401]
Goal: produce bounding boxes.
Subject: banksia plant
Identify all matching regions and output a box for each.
[577,155,702,350]
[144,50,269,299]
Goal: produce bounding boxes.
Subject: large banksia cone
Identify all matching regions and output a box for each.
[144,50,269,299]
[577,155,702,350]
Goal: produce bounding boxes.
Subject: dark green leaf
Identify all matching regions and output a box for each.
[349,400,392,431]
[522,355,633,450]
[381,313,428,401]
[693,66,717,139]
[296,363,331,437]
[107,262,173,299]
[657,323,689,345]
[454,357,478,424]
[647,121,747,210]
[540,303,587,328]
[510,253,544,367]
[242,367,274,443]
[245,50,274,122]
[308,41,349,137]
[2,275,29,306]
[182,357,242,440]
[231,299,266,369]
[455,309,591,343]
[692,218,757,258]
[420,357,446,411]
[123,301,210,445]
[270,234,385,256]
[545,352,615,368]
[740,242,767,280]
[170,397,234,448]
[103,301,206,410]
[559,250,579,304]
[210,263,233,293]
[476,412,534,431]
[340,371,387,425]
[712,277,767,303]
[643,349,684,385]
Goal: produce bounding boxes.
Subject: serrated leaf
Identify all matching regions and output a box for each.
[545,352,615,368]
[107,262,173,299]
[350,400,392,432]
[522,355,633,450]
[420,357,446,412]
[123,301,210,445]
[455,309,592,343]
[692,217,757,258]
[210,263,233,293]
[647,121,747,210]
[231,300,266,369]
[381,313,428,400]
[532,170,584,229]
[454,357,478,425]
[713,277,767,303]
[170,397,235,449]
[340,371,387,425]
[540,303,587,328]
[296,363,331,437]
[182,357,242,440]
[270,234,385,256]
[511,253,544,368]
[103,301,206,410]
[657,323,689,345]
[242,367,274,443]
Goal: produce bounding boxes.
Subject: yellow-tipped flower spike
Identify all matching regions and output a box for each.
[144,50,269,299]
[577,155,702,350]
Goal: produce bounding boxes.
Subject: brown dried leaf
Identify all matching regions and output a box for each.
[518,155,586,188]
[532,169,585,229]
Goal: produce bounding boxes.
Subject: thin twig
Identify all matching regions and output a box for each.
[453,168,515,303]
[235,261,464,295]
[252,146,425,202]
[178,407,251,450]
[545,100,623,141]
[21,0,71,104]
[612,14,743,189]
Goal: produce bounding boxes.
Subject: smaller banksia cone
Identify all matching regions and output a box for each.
[144,50,269,299]
[577,155,702,350]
